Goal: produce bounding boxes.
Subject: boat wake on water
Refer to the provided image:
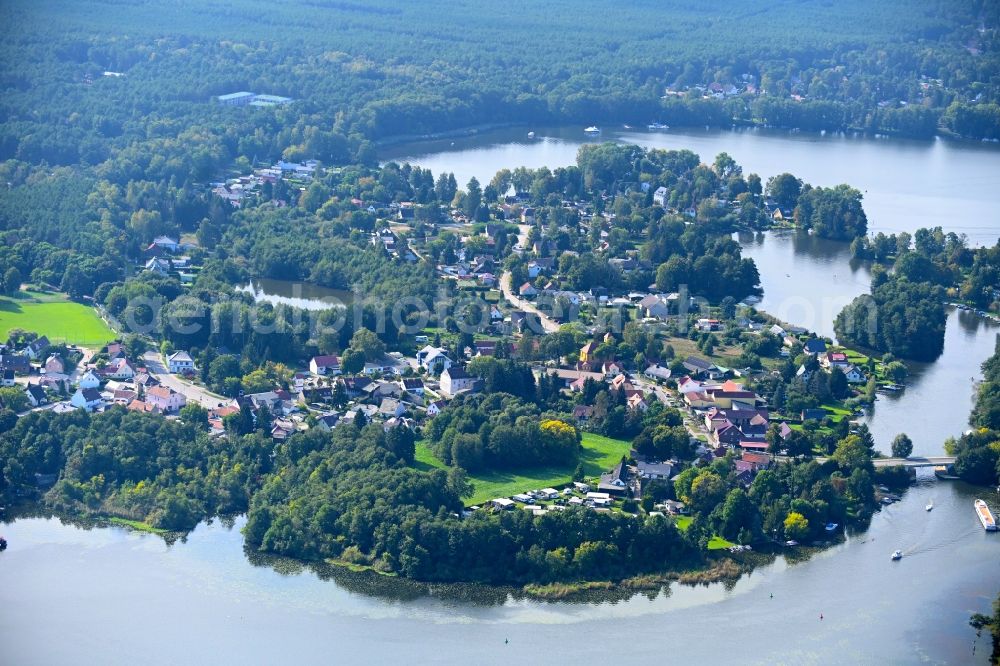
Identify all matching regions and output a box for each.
[899,525,981,557]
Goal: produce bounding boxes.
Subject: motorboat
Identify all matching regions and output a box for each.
[976,499,997,531]
[891,550,903,561]
[584,126,601,135]
[925,501,933,511]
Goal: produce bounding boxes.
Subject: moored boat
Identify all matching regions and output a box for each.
[584,126,601,135]
[975,499,997,531]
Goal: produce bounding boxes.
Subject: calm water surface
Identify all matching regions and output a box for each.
[1,129,998,664]
[385,125,1000,245]
[1,480,996,665]
[238,278,353,310]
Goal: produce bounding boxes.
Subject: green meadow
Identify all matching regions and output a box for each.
[0,291,115,346]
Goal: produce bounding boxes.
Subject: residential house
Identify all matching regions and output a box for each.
[146,385,187,413]
[44,354,65,375]
[362,356,405,376]
[127,399,160,415]
[400,377,425,396]
[572,405,594,422]
[696,318,722,332]
[144,257,172,276]
[675,376,706,394]
[598,460,630,496]
[473,340,498,357]
[77,370,101,389]
[823,352,849,368]
[653,186,668,207]
[741,451,772,471]
[0,354,29,374]
[440,366,478,395]
[610,374,633,392]
[841,364,867,383]
[24,383,47,407]
[340,376,372,398]
[308,354,341,376]
[518,282,538,299]
[101,357,135,381]
[25,336,50,360]
[149,235,180,253]
[579,342,596,364]
[315,413,340,431]
[133,372,159,390]
[71,388,104,412]
[167,351,196,374]
[602,361,625,377]
[639,294,671,319]
[627,393,648,412]
[682,356,725,380]
[644,364,672,382]
[683,391,716,409]
[270,419,296,441]
[801,408,827,421]
[637,461,673,481]
[378,398,406,419]
[427,400,447,416]
[417,346,452,373]
[803,338,828,355]
[112,388,138,405]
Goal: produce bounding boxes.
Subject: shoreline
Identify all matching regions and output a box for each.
[375,119,1000,157]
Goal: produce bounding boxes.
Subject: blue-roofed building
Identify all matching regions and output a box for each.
[250,94,293,106]
[216,91,255,106]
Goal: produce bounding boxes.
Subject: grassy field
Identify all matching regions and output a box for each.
[414,432,631,506]
[707,536,737,550]
[107,517,168,534]
[0,290,115,346]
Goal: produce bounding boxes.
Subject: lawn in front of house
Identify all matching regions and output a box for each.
[0,291,115,346]
[413,432,631,506]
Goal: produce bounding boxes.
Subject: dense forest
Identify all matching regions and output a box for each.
[0,397,885,585]
[1,0,998,181]
[950,337,1000,486]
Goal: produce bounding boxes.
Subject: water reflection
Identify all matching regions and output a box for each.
[237,278,354,311]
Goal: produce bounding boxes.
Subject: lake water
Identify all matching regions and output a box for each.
[2,128,999,664]
[238,278,354,310]
[2,480,997,665]
[384,125,1000,246]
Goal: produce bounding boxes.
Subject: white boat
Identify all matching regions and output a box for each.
[891,550,903,561]
[648,122,669,130]
[925,501,933,511]
[975,499,997,531]
[584,126,601,135]
[527,131,535,139]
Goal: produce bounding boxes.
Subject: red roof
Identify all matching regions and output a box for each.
[739,441,770,450]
